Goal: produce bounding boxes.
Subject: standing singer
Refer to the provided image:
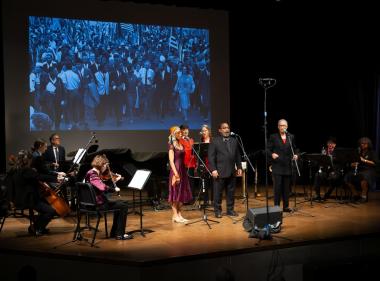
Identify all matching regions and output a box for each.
[208,122,242,218]
[267,119,299,212]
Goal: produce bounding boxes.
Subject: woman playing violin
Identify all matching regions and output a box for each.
[85,154,133,240]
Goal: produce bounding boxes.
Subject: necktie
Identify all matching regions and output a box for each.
[145,69,148,85]
[54,147,59,163]
[224,138,231,154]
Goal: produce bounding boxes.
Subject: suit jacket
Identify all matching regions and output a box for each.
[208,135,242,178]
[11,167,53,209]
[43,145,66,165]
[31,152,58,182]
[267,133,298,176]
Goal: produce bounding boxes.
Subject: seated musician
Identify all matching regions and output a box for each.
[11,150,59,236]
[31,138,66,183]
[313,137,342,201]
[43,133,66,172]
[42,134,77,207]
[344,137,378,203]
[85,154,133,240]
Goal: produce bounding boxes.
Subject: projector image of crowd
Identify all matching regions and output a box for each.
[28,17,211,131]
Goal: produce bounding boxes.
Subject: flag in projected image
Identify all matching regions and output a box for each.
[169,35,178,49]
[120,23,134,33]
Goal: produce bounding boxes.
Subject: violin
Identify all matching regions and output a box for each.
[101,163,123,196]
[100,169,124,181]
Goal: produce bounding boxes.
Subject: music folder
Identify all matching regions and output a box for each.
[128,169,152,190]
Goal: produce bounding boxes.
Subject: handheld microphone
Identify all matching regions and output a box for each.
[199,131,204,136]
[230,132,238,136]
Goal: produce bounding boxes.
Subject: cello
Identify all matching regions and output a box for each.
[39,181,71,217]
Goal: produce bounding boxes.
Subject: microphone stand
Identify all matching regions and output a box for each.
[53,133,99,248]
[231,134,256,224]
[285,132,300,177]
[286,133,314,217]
[186,143,219,229]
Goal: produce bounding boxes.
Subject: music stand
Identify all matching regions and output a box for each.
[186,143,220,229]
[127,169,154,237]
[331,148,360,202]
[191,143,212,208]
[302,153,332,205]
[333,148,360,165]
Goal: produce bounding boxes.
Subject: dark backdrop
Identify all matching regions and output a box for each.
[1,0,379,173]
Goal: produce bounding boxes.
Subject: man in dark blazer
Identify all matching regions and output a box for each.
[208,122,242,218]
[267,119,299,212]
[43,133,66,172]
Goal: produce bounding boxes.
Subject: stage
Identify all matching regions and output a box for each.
[1,186,380,281]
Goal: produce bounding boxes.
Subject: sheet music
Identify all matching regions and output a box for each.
[73,148,86,164]
[128,170,151,190]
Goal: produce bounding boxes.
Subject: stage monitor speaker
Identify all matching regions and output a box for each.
[243,206,282,235]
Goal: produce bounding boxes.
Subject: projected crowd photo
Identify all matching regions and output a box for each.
[28,16,210,131]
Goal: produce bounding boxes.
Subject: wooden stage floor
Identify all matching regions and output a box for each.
[1,186,380,280]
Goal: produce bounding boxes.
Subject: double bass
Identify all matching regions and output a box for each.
[39,181,71,217]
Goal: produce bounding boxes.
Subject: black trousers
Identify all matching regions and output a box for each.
[104,200,128,236]
[213,176,236,213]
[272,174,291,209]
[34,200,56,231]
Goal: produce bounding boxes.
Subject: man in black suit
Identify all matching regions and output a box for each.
[267,119,299,212]
[43,133,66,172]
[208,122,242,218]
[42,134,75,208]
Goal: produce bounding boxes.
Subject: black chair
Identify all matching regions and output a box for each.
[73,182,119,247]
[0,201,8,232]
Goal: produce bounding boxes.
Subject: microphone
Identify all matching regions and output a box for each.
[230,132,238,136]
[91,132,98,143]
[283,129,290,135]
[199,131,204,136]
[259,78,276,83]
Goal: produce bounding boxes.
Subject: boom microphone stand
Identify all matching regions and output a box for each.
[53,132,99,248]
[259,77,276,240]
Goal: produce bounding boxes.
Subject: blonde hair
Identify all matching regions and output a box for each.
[91,154,109,170]
[168,126,182,149]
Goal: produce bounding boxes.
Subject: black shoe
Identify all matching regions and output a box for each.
[227,210,239,217]
[40,228,50,234]
[283,207,293,213]
[28,225,36,235]
[215,212,222,218]
[116,233,133,240]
